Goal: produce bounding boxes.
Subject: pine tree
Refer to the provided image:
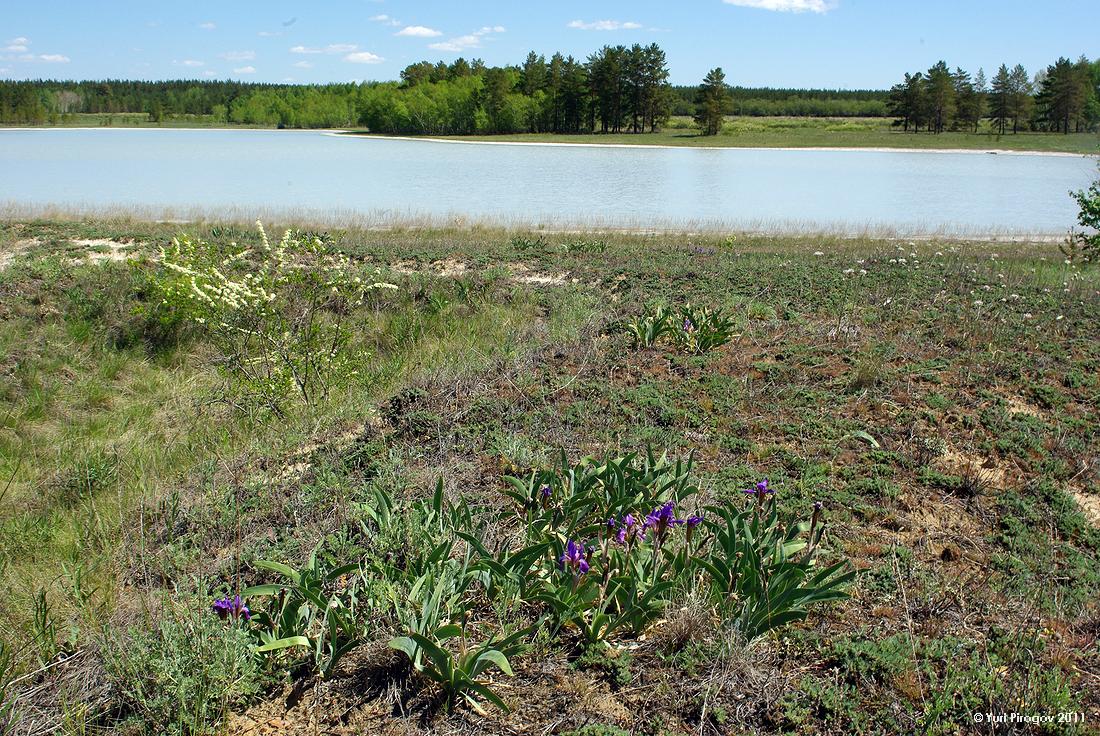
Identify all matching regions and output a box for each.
[888,72,926,132]
[952,67,977,131]
[640,43,672,132]
[587,46,627,133]
[972,68,988,132]
[694,67,729,136]
[989,65,1011,135]
[520,52,547,96]
[1008,64,1033,133]
[924,61,956,134]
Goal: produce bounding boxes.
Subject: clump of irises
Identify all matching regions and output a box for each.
[622,304,735,354]
[599,501,703,552]
[240,452,852,714]
[514,455,850,650]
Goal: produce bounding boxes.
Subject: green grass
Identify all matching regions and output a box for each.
[1,218,1098,734]
[0,112,268,129]
[6,112,1097,154]
[386,115,1100,155]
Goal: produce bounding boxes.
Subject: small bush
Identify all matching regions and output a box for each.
[154,222,397,414]
[102,603,264,736]
[1063,171,1100,263]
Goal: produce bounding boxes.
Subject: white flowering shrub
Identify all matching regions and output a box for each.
[156,222,396,413]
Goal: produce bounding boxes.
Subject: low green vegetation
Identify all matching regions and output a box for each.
[1066,170,1100,262]
[0,216,1097,734]
[434,115,1100,153]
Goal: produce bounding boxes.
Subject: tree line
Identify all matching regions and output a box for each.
[1,48,1097,136]
[358,44,674,135]
[888,56,1100,135]
[671,85,888,117]
[0,45,678,134]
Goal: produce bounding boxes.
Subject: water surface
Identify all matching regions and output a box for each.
[0,128,1094,234]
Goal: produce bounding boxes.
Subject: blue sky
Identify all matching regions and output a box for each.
[2,0,1097,88]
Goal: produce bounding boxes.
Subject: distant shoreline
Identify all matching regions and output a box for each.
[2,126,1094,157]
[339,132,1096,158]
[0,204,1072,243]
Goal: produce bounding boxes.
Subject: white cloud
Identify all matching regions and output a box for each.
[567,20,642,31]
[370,14,401,27]
[199,21,216,30]
[344,51,384,64]
[258,30,282,37]
[3,37,29,53]
[429,35,479,52]
[0,67,11,74]
[429,25,504,52]
[293,60,313,68]
[179,59,204,67]
[220,50,255,61]
[291,43,357,55]
[722,0,835,12]
[233,65,256,74]
[396,25,442,38]
[202,70,217,77]
[2,36,71,63]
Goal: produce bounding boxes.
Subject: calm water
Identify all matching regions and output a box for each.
[0,128,1095,233]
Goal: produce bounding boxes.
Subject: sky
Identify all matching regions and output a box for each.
[2,0,1097,89]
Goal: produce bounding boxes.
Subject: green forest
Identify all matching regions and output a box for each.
[888,57,1100,135]
[1,44,1097,136]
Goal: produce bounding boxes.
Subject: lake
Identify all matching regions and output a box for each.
[0,128,1095,234]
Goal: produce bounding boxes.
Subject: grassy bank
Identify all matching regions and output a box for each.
[0,113,264,129]
[0,218,1098,734]
[6,114,1097,154]
[383,116,1100,155]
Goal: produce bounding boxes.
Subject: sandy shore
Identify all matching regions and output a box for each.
[337,132,1096,158]
[2,127,1092,157]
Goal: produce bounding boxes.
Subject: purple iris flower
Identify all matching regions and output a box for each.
[644,501,684,541]
[540,485,552,499]
[559,539,590,575]
[614,513,638,545]
[684,513,703,544]
[683,318,695,332]
[742,479,774,501]
[212,594,251,621]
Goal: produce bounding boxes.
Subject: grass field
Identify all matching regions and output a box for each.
[0,113,266,129]
[6,113,1098,154]
[0,218,1098,735]
[398,116,1100,155]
